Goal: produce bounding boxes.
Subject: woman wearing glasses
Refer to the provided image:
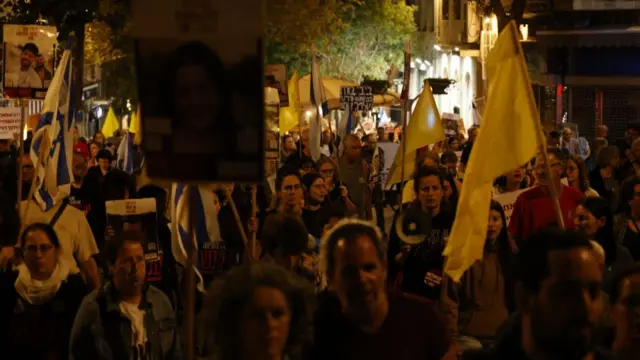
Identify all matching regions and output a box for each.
[0,223,88,359]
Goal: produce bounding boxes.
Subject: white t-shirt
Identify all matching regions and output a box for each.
[21,200,99,273]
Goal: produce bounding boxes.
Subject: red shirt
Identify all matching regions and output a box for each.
[508,184,583,241]
[73,141,90,159]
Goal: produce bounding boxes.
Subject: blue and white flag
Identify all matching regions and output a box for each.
[378,108,391,127]
[309,48,328,162]
[171,184,222,292]
[117,131,134,174]
[30,48,75,212]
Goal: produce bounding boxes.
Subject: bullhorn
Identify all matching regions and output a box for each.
[394,206,432,245]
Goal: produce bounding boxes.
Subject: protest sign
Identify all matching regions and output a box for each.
[3,25,57,99]
[0,107,22,139]
[265,64,288,107]
[105,198,163,282]
[132,0,263,182]
[340,86,374,112]
[493,188,526,225]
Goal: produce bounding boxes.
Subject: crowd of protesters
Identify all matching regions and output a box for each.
[0,120,640,359]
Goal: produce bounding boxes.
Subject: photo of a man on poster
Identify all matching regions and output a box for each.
[16,43,43,88]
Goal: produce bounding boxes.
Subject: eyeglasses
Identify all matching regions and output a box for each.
[23,244,54,254]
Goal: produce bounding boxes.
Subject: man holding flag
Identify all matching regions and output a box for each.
[16,45,101,289]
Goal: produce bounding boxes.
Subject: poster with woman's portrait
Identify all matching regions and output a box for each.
[3,25,57,99]
[132,0,263,182]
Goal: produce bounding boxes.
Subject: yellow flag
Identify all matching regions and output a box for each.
[129,108,139,135]
[279,71,301,135]
[133,107,142,145]
[386,81,444,185]
[443,21,540,282]
[101,107,120,138]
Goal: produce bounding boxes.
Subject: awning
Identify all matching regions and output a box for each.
[536,27,640,48]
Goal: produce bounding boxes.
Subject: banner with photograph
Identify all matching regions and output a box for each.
[265,64,288,107]
[105,198,163,282]
[3,25,57,99]
[0,107,22,139]
[132,0,263,182]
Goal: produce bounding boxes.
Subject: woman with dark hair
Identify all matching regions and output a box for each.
[441,200,516,351]
[200,262,315,360]
[574,196,633,293]
[441,169,460,214]
[317,156,357,216]
[566,154,599,197]
[0,222,88,359]
[164,41,232,154]
[493,165,528,195]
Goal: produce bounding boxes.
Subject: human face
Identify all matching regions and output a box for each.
[94,133,104,144]
[442,179,453,200]
[241,286,291,360]
[284,137,296,152]
[507,166,526,183]
[111,241,146,297]
[565,159,579,184]
[610,273,640,353]
[450,139,459,151]
[487,209,503,241]
[174,64,219,131]
[330,235,386,324]
[22,229,58,279]
[562,129,573,142]
[35,55,45,67]
[300,130,310,148]
[212,192,221,213]
[528,248,603,360]
[308,178,327,205]
[574,205,604,239]
[445,161,457,173]
[417,175,443,212]
[90,143,100,158]
[21,154,34,183]
[319,162,335,186]
[279,175,303,210]
[345,138,362,161]
[72,153,87,182]
[20,50,34,68]
[534,153,564,186]
[98,158,110,172]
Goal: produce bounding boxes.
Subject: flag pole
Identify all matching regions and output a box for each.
[22,131,50,222]
[398,40,411,207]
[250,185,258,261]
[16,99,27,209]
[224,187,253,262]
[184,185,197,360]
[509,21,564,229]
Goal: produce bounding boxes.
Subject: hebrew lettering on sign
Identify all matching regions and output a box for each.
[340,86,374,112]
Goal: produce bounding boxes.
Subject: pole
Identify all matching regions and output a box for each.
[16,99,27,209]
[21,131,50,222]
[509,21,564,229]
[224,187,252,261]
[184,185,197,360]
[251,185,258,261]
[398,40,411,207]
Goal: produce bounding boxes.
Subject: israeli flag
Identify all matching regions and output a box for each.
[378,108,391,126]
[171,184,222,292]
[30,48,75,212]
[117,131,133,174]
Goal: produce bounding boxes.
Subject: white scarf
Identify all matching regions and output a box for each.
[119,301,147,346]
[14,259,71,305]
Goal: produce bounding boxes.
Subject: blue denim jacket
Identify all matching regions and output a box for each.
[69,283,182,360]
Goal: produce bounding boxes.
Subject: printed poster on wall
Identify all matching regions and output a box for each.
[265,64,288,107]
[105,198,163,282]
[3,25,57,99]
[132,0,264,182]
[0,107,23,139]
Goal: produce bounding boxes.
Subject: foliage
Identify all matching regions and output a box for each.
[267,0,416,83]
[266,0,362,77]
[322,0,416,82]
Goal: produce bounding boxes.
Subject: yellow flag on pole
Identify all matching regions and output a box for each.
[101,107,120,138]
[133,107,142,145]
[443,21,541,282]
[129,108,139,135]
[386,81,444,186]
[279,71,301,135]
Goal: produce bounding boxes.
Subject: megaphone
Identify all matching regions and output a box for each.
[394,205,432,245]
